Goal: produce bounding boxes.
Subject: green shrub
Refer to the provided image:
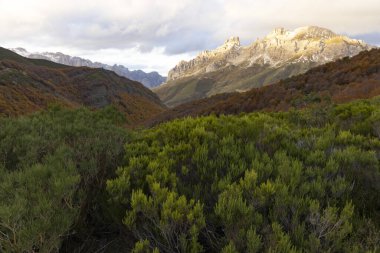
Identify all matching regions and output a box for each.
[108,98,380,252]
[0,106,129,252]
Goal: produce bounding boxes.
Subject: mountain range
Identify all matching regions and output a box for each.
[0,47,165,124]
[2,25,380,253]
[154,26,374,107]
[2,26,378,126]
[10,48,166,88]
[148,48,380,126]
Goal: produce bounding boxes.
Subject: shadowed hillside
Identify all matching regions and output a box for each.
[148,48,380,126]
[0,47,165,125]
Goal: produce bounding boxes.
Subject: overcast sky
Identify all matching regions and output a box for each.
[1,0,379,75]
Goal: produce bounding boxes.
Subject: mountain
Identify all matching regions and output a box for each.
[0,47,165,124]
[147,48,380,126]
[10,48,166,88]
[154,26,374,107]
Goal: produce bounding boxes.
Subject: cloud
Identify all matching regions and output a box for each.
[76,46,196,76]
[0,0,224,53]
[0,0,379,74]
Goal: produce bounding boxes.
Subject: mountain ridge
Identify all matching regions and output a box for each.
[155,26,374,107]
[167,26,371,81]
[0,47,165,124]
[10,47,166,88]
[147,48,380,126]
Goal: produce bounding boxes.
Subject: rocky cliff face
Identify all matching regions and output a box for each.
[155,26,374,107]
[10,48,166,88]
[167,26,372,81]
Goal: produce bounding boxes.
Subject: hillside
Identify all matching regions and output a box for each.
[148,48,380,126]
[154,26,373,107]
[10,47,167,88]
[0,47,165,124]
[2,98,379,252]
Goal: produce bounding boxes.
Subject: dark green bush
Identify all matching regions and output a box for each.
[0,106,130,252]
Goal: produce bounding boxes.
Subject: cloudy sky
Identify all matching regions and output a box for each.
[1,0,379,75]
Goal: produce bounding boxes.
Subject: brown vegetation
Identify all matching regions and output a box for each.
[0,48,165,125]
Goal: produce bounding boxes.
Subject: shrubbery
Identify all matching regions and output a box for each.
[108,98,380,252]
[1,98,379,252]
[0,106,130,252]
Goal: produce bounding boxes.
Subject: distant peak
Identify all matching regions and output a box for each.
[299,26,335,33]
[224,36,240,46]
[293,26,336,39]
[265,26,338,41]
[9,47,30,57]
[271,27,289,36]
[215,36,240,51]
[14,47,27,52]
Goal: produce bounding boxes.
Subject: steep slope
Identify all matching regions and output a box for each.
[147,48,380,126]
[155,26,373,107]
[10,48,166,88]
[0,47,165,124]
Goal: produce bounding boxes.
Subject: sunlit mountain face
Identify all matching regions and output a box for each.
[155,26,374,107]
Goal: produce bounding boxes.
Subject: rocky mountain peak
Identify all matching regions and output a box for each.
[166,26,373,82]
[291,26,336,40]
[269,27,289,36]
[265,26,336,41]
[10,47,29,57]
[221,36,241,48]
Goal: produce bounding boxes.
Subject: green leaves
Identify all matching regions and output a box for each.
[0,147,79,252]
[307,201,354,252]
[107,98,380,252]
[0,106,129,252]
[124,183,205,253]
[215,186,252,230]
[2,94,379,251]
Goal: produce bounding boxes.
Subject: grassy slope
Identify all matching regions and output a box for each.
[154,59,316,107]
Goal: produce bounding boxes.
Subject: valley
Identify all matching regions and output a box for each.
[0,14,379,253]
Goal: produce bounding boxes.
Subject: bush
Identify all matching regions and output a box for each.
[0,106,129,252]
[108,98,380,252]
